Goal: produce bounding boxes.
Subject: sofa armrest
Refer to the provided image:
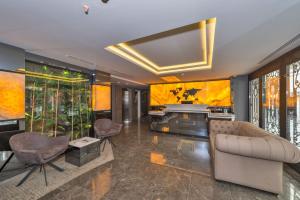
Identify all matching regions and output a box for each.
[215,134,300,163]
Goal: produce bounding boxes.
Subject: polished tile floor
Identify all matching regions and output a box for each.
[0,151,27,182]
[36,122,300,199]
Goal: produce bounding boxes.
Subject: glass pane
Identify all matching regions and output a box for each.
[262,70,280,135]
[25,62,91,140]
[249,78,259,126]
[287,60,300,147]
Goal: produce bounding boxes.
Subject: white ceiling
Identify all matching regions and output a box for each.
[131,28,203,66]
[0,0,300,85]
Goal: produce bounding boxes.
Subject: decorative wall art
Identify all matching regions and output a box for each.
[0,71,25,120]
[150,80,231,106]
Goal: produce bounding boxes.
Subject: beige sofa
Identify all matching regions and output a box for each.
[209,120,300,194]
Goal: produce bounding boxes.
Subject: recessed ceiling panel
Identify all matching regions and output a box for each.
[106,18,216,75]
[131,28,203,66]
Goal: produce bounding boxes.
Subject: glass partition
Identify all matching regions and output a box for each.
[287,60,300,147]
[25,62,92,140]
[249,78,259,126]
[262,70,280,135]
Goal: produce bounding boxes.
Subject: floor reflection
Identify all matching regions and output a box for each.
[177,139,196,152]
[152,135,159,145]
[90,168,112,198]
[149,134,211,176]
[37,121,300,200]
[150,152,166,165]
[0,151,27,182]
[0,151,11,162]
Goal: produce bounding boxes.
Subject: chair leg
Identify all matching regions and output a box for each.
[102,139,107,152]
[39,165,42,173]
[108,138,116,148]
[48,162,64,172]
[42,164,48,186]
[17,165,38,187]
[0,152,14,173]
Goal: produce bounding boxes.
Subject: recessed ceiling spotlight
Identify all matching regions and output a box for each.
[83,4,89,15]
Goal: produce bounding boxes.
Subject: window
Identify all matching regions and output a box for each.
[262,70,280,135]
[287,60,300,147]
[249,78,259,126]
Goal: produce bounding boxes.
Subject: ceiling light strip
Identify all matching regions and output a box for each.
[106,46,158,74]
[119,43,207,70]
[18,69,89,82]
[111,75,147,86]
[108,43,211,74]
[199,20,207,64]
[118,43,160,70]
[206,18,216,65]
[106,17,216,75]
[158,65,211,75]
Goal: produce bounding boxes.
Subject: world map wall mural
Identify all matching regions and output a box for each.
[150,80,231,106]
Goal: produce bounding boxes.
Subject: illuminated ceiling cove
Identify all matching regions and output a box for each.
[106,18,216,75]
[160,76,181,82]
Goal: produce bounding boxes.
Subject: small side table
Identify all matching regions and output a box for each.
[65,137,100,167]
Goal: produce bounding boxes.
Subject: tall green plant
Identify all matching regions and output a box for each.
[25,63,92,140]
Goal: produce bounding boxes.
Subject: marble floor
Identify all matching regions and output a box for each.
[13,121,300,199]
[0,151,27,182]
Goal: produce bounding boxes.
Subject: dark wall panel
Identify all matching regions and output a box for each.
[0,42,25,71]
[112,85,123,123]
[231,75,249,121]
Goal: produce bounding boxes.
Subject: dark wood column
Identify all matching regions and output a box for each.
[279,64,287,139]
[259,77,263,128]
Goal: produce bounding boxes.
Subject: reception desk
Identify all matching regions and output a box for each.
[149,104,235,138]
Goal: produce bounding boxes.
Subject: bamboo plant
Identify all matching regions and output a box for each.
[25,62,91,140]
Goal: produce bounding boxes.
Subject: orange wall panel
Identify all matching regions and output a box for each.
[150,80,231,106]
[0,71,25,120]
[92,85,111,111]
